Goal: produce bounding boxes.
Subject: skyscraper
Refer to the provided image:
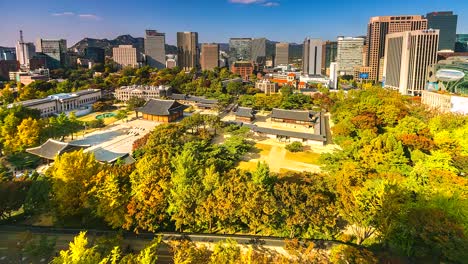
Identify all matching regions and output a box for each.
[16,31,35,67]
[112,45,138,68]
[302,38,322,76]
[366,15,427,82]
[383,29,439,95]
[336,37,365,76]
[177,32,199,71]
[229,38,252,64]
[144,30,166,69]
[275,43,289,66]
[321,41,337,75]
[426,11,458,51]
[252,38,266,64]
[200,43,219,71]
[36,38,67,69]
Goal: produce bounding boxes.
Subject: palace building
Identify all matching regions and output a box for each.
[137,99,187,123]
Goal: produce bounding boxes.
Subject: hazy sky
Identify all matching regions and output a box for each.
[1,0,467,47]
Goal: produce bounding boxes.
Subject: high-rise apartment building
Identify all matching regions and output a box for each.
[229,38,252,64]
[366,15,427,82]
[36,39,67,69]
[336,37,365,76]
[252,38,266,65]
[302,38,322,76]
[144,30,166,69]
[425,11,458,51]
[177,32,199,71]
[112,45,138,68]
[200,43,219,71]
[275,43,289,66]
[383,29,439,95]
[321,41,337,75]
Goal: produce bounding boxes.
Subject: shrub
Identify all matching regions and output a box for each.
[286,142,304,152]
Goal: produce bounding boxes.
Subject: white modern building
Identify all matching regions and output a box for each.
[113,45,139,69]
[383,29,439,95]
[10,89,102,117]
[330,62,338,89]
[114,85,171,101]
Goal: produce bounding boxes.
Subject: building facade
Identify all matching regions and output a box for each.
[16,42,35,67]
[177,32,199,71]
[426,11,458,51]
[255,79,279,95]
[229,38,252,64]
[138,99,186,123]
[421,91,468,115]
[383,29,439,95]
[231,61,254,81]
[113,45,139,68]
[0,60,19,80]
[114,85,171,101]
[10,89,101,117]
[366,15,427,82]
[275,43,289,66]
[144,30,166,69]
[200,43,219,71]
[85,47,105,64]
[336,37,365,76]
[302,38,323,76]
[36,39,67,69]
[252,38,266,65]
[321,41,337,75]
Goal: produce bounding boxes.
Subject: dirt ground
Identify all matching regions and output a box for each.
[238,138,338,173]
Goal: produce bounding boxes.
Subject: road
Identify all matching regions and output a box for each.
[0,225,338,263]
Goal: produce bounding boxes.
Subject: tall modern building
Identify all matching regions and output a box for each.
[112,45,138,68]
[321,41,337,75]
[0,48,16,61]
[383,29,439,95]
[84,47,105,64]
[456,34,468,52]
[36,39,67,69]
[177,32,199,71]
[15,31,35,67]
[336,37,365,76]
[229,38,252,64]
[252,38,266,65]
[426,12,457,51]
[144,30,166,69]
[200,43,219,71]
[366,15,427,82]
[302,38,323,76]
[275,43,289,66]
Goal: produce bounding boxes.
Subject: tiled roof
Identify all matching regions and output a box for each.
[271,108,315,122]
[235,107,255,118]
[26,139,90,160]
[138,99,187,116]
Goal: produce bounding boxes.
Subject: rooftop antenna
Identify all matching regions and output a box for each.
[20,30,24,44]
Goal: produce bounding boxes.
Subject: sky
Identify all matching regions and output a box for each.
[1,0,467,47]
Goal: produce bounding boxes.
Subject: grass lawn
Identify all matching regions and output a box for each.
[284,151,321,165]
[255,143,272,156]
[238,161,259,171]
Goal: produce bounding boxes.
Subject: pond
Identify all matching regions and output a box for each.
[95,112,117,119]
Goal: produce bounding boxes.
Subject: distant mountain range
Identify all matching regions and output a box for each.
[71,35,303,59]
[70,35,178,56]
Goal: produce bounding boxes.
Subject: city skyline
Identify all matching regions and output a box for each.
[1,0,467,47]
